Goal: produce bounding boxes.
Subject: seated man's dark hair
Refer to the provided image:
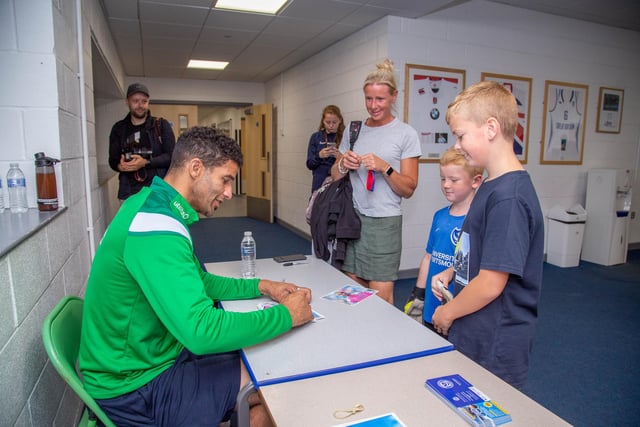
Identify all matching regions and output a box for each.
[170,126,243,170]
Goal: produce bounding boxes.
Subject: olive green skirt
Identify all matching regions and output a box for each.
[342,211,402,282]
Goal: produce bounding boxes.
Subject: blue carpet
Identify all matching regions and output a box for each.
[520,252,640,427]
[191,217,312,262]
[192,217,640,426]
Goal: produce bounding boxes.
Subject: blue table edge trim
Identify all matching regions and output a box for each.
[246,344,455,389]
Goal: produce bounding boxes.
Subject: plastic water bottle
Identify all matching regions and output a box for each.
[241,231,256,278]
[7,163,28,213]
[0,178,4,213]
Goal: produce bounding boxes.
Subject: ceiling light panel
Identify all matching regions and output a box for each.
[214,0,288,15]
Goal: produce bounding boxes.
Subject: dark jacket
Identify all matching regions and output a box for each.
[310,175,361,269]
[109,112,176,200]
[306,130,339,192]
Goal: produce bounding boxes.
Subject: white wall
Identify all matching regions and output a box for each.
[267,0,640,272]
[198,105,245,138]
[126,77,266,106]
[95,98,126,168]
[0,0,119,425]
[266,17,391,230]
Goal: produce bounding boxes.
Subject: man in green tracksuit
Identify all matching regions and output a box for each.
[79,126,313,426]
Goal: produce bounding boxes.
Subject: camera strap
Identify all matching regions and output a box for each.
[153,117,164,145]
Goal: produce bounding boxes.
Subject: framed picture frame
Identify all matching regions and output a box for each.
[596,87,624,133]
[404,64,466,163]
[481,72,532,164]
[540,80,589,165]
[179,114,188,133]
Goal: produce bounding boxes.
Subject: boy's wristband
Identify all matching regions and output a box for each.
[411,286,425,300]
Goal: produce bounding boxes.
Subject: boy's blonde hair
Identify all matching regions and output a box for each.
[446,81,518,141]
[440,147,484,178]
[363,59,398,95]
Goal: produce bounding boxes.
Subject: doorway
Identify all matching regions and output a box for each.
[241,103,274,223]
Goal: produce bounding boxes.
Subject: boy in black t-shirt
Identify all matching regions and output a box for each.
[431,81,544,388]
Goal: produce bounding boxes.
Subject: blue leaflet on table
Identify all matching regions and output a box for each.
[425,374,512,426]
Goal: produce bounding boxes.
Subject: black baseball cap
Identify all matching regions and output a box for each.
[126,83,150,98]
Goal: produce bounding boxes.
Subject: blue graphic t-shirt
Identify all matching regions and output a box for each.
[422,206,465,323]
[449,171,544,388]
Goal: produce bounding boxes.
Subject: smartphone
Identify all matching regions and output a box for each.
[326,142,337,148]
[273,254,307,263]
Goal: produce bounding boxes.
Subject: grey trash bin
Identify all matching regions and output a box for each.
[547,204,587,268]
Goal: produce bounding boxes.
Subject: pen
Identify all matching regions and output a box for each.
[283,261,309,267]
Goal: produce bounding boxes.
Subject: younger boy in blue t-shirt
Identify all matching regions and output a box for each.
[404,148,482,328]
[431,81,544,388]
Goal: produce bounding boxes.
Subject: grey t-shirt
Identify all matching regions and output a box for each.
[340,118,421,217]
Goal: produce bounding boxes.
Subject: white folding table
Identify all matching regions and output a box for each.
[205,257,453,426]
[258,350,572,426]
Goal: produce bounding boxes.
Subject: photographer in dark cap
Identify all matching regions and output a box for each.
[109,83,176,200]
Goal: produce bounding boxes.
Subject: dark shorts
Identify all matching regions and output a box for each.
[96,349,241,427]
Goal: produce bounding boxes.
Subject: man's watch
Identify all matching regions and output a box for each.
[385,165,394,176]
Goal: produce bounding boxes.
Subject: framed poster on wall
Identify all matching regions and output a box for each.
[404,64,466,163]
[179,114,188,133]
[596,87,624,134]
[481,72,532,164]
[540,80,588,165]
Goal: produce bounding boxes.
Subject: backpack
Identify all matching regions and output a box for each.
[309,121,362,269]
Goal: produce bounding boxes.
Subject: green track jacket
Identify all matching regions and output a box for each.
[79,177,292,399]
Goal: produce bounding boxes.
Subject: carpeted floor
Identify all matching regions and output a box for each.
[191,217,312,262]
[192,216,640,427]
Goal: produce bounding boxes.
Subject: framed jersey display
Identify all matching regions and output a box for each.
[596,87,624,134]
[540,80,589,165]
[481,72,532,164]
[404,64,466,163]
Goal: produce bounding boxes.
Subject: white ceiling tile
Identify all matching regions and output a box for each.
[102,0,138,20]
[117,48,145,76]
[251,33,311,49]
[139,2,210,26]
[143,37,194,52]
[365,0,447,17]
[280,0,360,21]
[204,9,274,30]
[141,21,202,39]
[144,67,185,78]
[191,43,247,61]
[107,18,141,39]
[183,68,225,79]
[336,5,390,26]
[142,0,214,7]
[263,15,334,35]
[198,27,260,45]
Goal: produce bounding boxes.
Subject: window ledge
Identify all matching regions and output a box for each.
[0,207,67,258]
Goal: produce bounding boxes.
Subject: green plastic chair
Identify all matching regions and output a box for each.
[42,296,116,427]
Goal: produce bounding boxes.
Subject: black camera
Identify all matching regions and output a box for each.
[123,133,152,161]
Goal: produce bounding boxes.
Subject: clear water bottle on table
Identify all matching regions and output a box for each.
[241,231,256,278]
[7,163,28,213]
[0,178,4,212]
